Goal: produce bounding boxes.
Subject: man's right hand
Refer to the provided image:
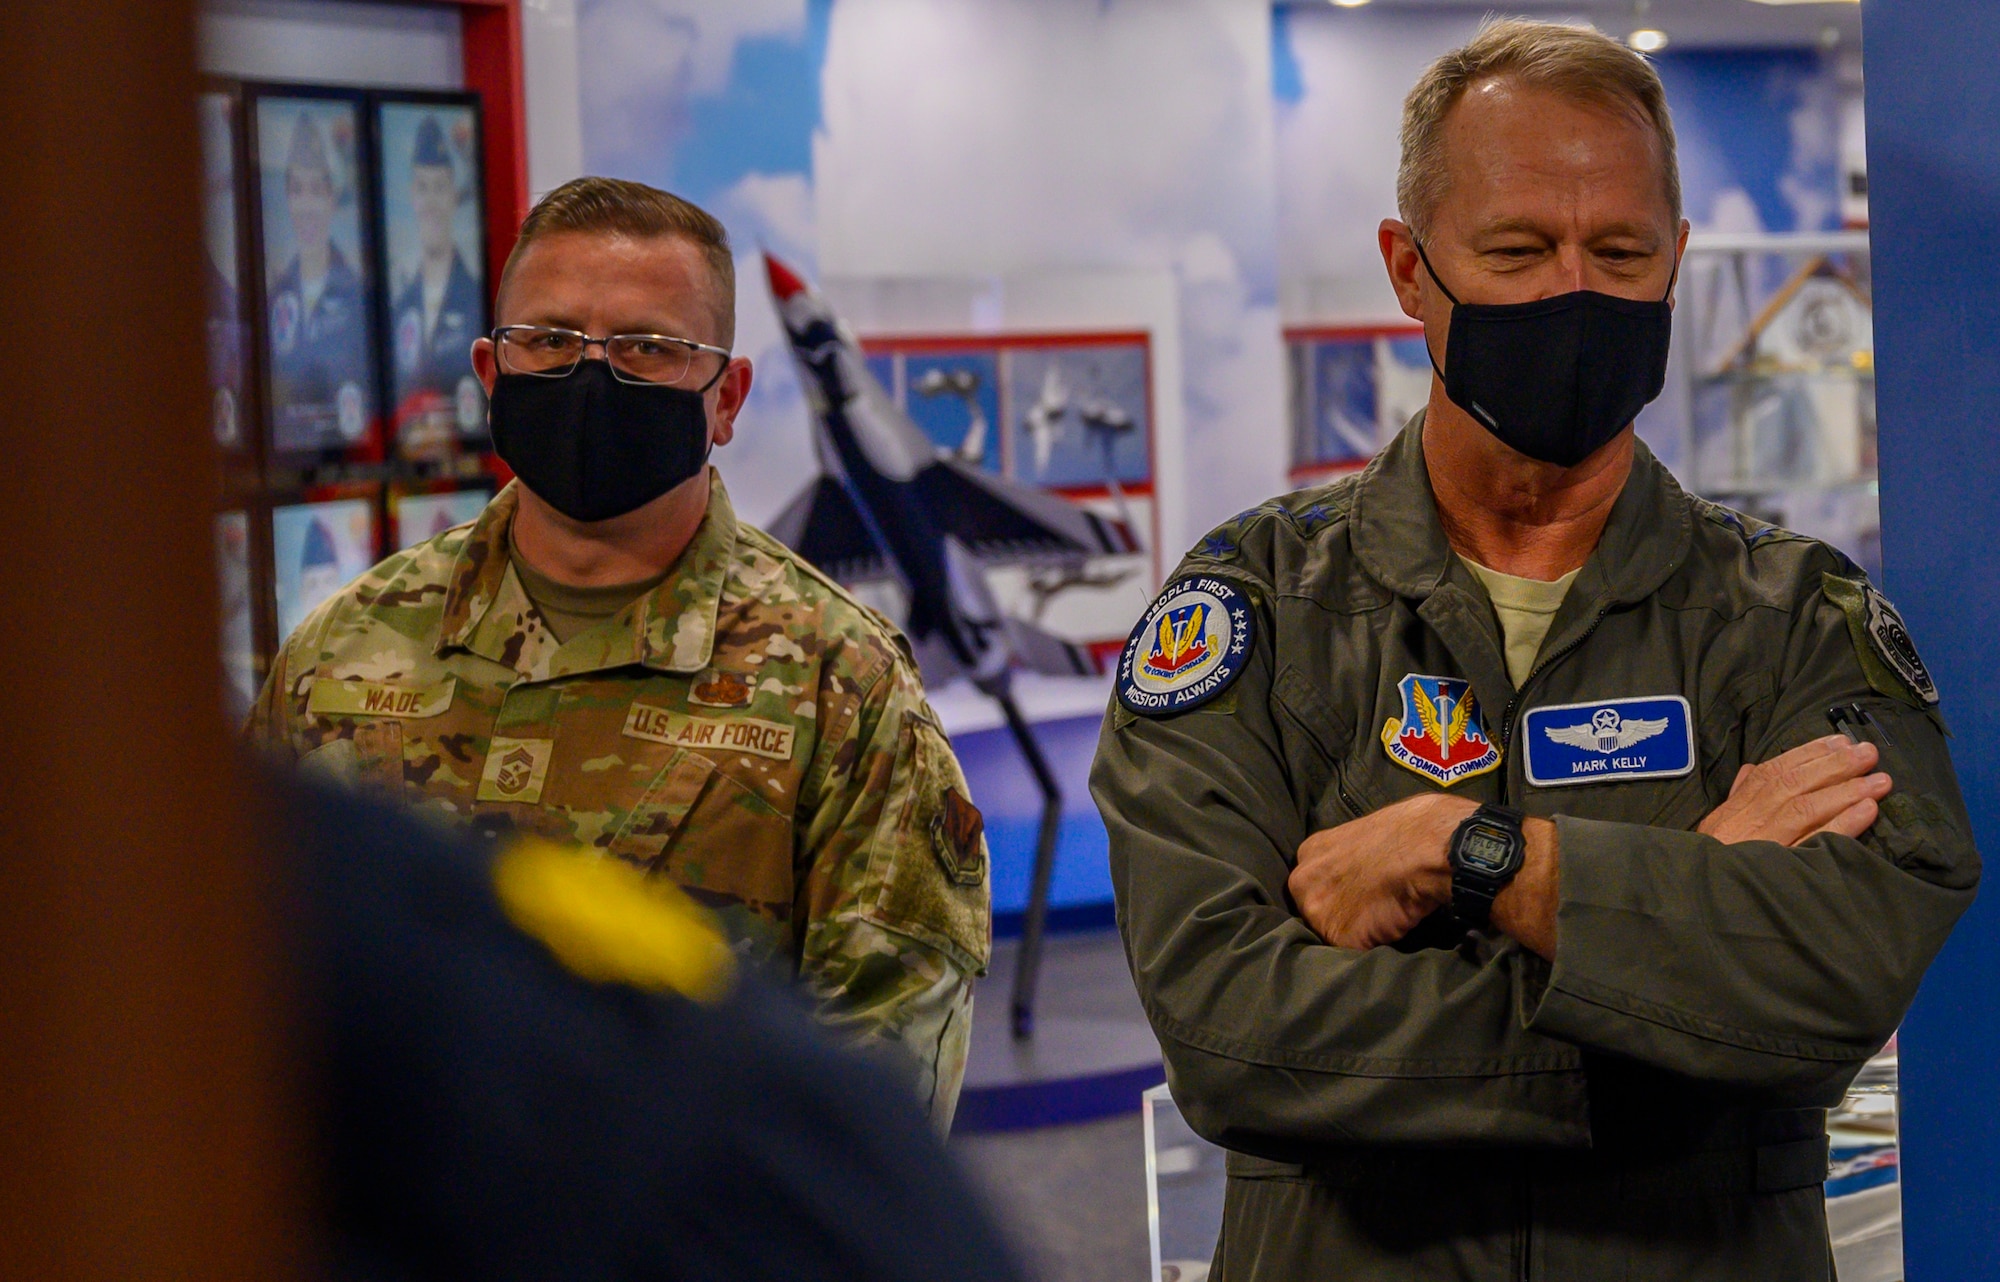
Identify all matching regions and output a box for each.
[1697,734,1891,846]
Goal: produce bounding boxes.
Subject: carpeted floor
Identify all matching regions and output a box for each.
[953,1111,1153,1282]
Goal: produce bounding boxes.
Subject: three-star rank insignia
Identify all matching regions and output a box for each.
[1116,576,1255,717]
[1380,674,1501,787]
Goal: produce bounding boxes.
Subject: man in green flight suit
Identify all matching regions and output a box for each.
[1092,20,1977,1280]
[251,177,989,1129]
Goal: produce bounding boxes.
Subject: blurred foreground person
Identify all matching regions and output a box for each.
[277,772,1024,1282]
[250,177,987,1127]
[1094,20,1975,1281]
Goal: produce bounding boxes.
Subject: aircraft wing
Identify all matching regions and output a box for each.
[1002,614,1103,678]
[763,476,892,583]
[912,458,1141,566]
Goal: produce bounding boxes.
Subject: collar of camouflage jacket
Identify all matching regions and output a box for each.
[1348,413,1692,614]
[434,472,737,679]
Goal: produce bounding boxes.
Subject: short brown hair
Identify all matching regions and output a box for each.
[498,176,737,346]
[1398,20,1681,238]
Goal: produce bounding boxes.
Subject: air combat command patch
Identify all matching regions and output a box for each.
[1381,673,1501,787]
[1116,576,1254,717]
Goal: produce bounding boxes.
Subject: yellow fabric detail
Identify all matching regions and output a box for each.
[492,837,736,1003]
[1463,557,1580,688]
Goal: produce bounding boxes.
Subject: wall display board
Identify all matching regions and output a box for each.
[374,93,489,461]
[199,75,505,692]
[389,482,493,552]
[271,490,381,643]
[862,331,1157,661]
[1285,324,1428,484]
[247,86,384,464]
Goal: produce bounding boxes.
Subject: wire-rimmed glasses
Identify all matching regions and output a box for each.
[492,325,731,391]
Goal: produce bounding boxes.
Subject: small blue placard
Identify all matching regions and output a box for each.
[1523,696,1695,788]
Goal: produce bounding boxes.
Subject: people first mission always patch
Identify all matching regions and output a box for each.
[1116,576,1254,716]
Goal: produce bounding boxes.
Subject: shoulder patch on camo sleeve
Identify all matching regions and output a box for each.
[1116,575,1255,716]
[1823,573,1939,708]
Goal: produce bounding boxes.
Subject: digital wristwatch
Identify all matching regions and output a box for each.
[1448,803,1527,930]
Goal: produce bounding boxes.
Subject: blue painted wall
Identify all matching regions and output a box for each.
[1862,2,2000,1272]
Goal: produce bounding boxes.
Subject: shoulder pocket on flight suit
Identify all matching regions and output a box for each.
[861,714,992,975]
[608,749,717,871]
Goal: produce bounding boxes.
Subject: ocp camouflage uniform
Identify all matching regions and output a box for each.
[249,472,990,1126]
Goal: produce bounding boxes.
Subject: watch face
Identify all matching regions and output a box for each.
[1460,824,1516,873]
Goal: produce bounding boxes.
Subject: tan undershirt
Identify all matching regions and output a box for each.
[1462,557,1580,689]
[509,536,671,645]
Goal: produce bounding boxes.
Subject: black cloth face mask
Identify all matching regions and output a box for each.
[488,359,713,523]
[1415,240,1677,468]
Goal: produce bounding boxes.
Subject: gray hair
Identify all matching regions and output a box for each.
[1397,19,1682,238]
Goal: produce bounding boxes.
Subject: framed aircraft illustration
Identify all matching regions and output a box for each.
[1285,324,1429,484]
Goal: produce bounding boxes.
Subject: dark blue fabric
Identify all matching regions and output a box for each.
[276,776,1024,1281]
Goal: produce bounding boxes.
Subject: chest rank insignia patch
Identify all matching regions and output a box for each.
[1523,696,1695,788]
[1116,576,1254,716]
[1380,674,1501,787]
[689,669,754,709]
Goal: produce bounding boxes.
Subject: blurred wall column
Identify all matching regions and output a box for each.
[0,3,301,1279]
[1862,0,2000,1273]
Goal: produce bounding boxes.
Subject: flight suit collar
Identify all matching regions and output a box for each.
[1351,415,1690,608]
[1350,415,1692,700]
[437,472,737,680]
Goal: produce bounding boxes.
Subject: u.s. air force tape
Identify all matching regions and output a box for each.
[1116,576,1254,716]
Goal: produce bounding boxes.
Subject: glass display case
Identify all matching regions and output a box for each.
[1650,230,1881,577]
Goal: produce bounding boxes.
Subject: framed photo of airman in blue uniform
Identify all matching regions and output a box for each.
[248,88,382,461]
[271,491,381,645]
[388,482,492,553]
[373,93,488,461]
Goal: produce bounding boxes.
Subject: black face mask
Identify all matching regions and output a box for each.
[1416,241,1677,468]
[488,360,712,523]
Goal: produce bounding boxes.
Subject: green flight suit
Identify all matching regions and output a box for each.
[1091,421,1978,1281]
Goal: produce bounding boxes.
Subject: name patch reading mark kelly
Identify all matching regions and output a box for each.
[1523,696,1695,788]
[308,676,456,719]
[622,705,796,762]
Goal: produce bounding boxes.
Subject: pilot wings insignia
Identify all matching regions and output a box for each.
[1545,708,1669,755]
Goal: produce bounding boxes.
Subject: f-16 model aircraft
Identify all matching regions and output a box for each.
[762,254,1140,1038]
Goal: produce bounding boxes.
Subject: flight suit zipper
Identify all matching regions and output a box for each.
[1495,607,1609,806]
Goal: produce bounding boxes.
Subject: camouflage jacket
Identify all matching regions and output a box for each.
[248,473,991,1126]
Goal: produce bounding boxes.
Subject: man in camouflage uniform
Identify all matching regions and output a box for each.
[250,177,988,1126]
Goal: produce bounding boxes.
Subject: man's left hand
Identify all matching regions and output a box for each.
[1288,795,1476,949]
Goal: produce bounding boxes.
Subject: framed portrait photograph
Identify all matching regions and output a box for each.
[389,482,492,551]
[374,93,488,460]
[199,87,253,458]
[215,510,259,720]
[248,88,381,461]
[271,492,380,644]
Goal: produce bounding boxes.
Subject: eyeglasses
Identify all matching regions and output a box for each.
[491,325,731,390]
